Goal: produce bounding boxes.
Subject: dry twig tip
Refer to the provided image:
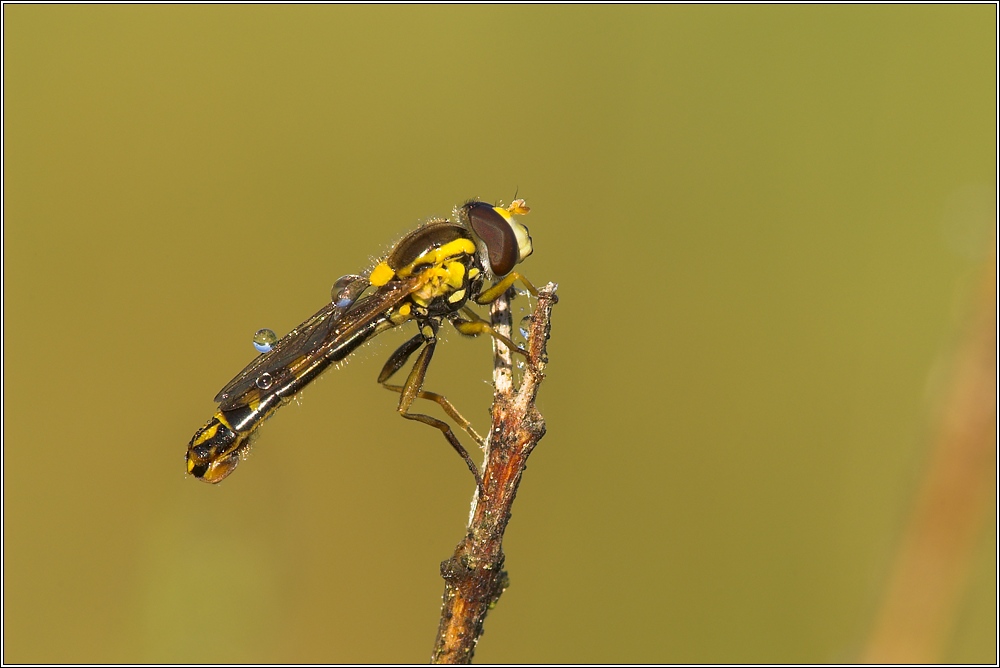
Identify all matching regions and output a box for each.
[431,283,558,664]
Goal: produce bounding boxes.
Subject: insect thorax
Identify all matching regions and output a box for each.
[373,221,486,321]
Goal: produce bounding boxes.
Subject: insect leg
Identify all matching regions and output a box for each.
[474,271,538,305]
[378,330,485,492]
[377,333,425,383]
[450,307,528,358]
[378,334,486,448]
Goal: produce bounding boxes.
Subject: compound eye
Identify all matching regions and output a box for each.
[467,202,519,276]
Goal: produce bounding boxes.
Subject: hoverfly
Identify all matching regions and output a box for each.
[186,199,536,490]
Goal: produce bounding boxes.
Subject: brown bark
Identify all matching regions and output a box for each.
[431,283,558,664]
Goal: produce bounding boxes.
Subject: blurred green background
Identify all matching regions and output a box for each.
[4,5,996,663]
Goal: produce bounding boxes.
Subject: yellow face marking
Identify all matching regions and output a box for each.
[397,239,476,278]
[369,261,395,287]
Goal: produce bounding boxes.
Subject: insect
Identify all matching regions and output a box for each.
[186,199,536,490]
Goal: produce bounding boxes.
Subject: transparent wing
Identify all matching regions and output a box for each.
[214,278,417,411]
[215,301,347,408]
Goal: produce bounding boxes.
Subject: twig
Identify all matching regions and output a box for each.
[431,282,558,664]
[863,257,997,662]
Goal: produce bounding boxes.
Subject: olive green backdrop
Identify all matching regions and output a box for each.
[4,5,996,664]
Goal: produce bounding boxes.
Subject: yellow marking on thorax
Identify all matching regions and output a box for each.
[444,261,465,288]
[411,260,469,306]
[397,239,475,278]
[390,302,413,325]
[369,261,395,287]
[370,238,474,286]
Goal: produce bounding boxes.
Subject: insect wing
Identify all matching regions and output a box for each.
[214,279,418,411]
[214,300,346,409]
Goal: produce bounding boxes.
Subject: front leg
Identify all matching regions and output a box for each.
[449,307,528,358]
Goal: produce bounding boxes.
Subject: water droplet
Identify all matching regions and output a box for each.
[331,274,367,311]
[518,315,532,340]
[253,328,278,353]
[255,372,274,390]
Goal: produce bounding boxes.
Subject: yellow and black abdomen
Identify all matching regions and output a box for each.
[186,412,245,483]
[186,300,397,484]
